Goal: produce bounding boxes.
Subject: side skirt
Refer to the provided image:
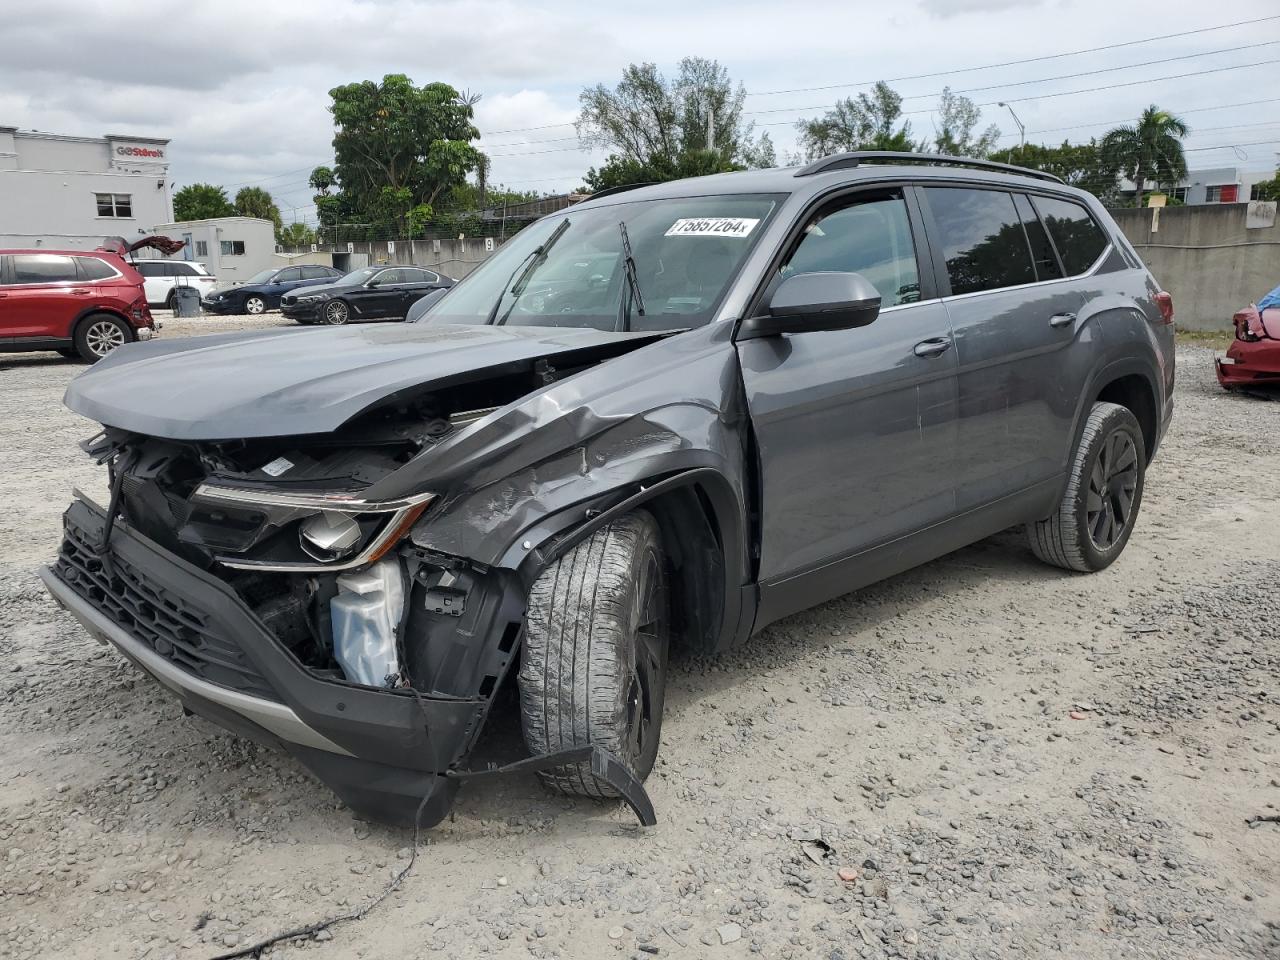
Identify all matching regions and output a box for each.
[753,477,1061,630]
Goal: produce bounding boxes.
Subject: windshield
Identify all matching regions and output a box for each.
[339,267,380,285]
[245,269,277,284]
[425,194,782,332]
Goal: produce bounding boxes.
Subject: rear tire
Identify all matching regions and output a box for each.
[518,511,669,799]
[74,314,132,362]
[1028,401,1145,572]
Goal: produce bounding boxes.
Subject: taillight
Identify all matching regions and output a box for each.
[1154,291,1174,325]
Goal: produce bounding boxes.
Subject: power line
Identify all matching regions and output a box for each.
[743,14,1280,97]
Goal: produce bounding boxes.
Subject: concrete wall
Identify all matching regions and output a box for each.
[317,237,504,279]
[1110,202,1280,331]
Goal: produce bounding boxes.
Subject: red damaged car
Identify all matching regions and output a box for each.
[1217,294,1280,392]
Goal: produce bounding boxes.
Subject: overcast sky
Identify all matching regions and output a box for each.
[3,0,1278,226]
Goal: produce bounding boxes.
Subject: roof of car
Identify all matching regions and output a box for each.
[0,248,122,257]
[570,154,1089,212]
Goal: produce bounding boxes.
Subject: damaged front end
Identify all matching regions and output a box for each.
[1217,304,1280,393]
[41,326,693,827]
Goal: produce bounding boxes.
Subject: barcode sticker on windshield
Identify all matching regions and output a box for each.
[665,217,760,238]
[261,457,293,477]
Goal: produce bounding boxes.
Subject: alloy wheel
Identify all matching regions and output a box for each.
[323,300,350,325]
[245,296,265,315]
[624,550,665,763]
[1086,429,1139,550]
[85,320,126,358]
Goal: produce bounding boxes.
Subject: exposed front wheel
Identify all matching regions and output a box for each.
[74,315,132,362]
[322,300,350,325]
[1028,401,1145,572]
[244,295,266,315]
[518,510,669,799]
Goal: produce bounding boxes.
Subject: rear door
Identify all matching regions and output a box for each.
[4,253,85,338]
[737,186,958,593]
[919,185,1085,509]
[298,265,333,290]
[396,268,441,314]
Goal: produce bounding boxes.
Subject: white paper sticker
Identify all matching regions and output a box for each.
[261,457,293,477]
[665,217,760,238]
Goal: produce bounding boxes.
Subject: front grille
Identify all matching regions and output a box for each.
[55,520,280,702]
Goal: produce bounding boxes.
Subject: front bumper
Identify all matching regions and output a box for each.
[41,497,481,825]
[200,298,240,315]
[281,300,324,320]
[1217,337,1280,390]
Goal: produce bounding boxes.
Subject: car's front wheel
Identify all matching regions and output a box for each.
[74,314,133,362]
[322,300,350,325]
[244,295,266,315]
[518,510,670,800]
[1028,401,1145,572]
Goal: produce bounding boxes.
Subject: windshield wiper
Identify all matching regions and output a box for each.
[487,218,571,326]
[618,220,646,331]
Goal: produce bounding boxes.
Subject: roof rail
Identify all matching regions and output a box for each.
[793,151,1065,184]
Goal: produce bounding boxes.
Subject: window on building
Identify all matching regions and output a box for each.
[1205,185,1222,203]
[95,193,133,218]
[220,240,246,256]
[1030,196,1110,276]
[195,240,208,257]
[782,192,921,306]
[12,254,79,283]
[922,187,1035,295]
[1205,184,1238,203]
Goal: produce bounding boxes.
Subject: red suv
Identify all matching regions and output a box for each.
[0,249,156,362]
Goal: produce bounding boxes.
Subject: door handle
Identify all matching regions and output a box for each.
[913,337,952,358]
[1049,312,1077,328]
[70,289,92,296]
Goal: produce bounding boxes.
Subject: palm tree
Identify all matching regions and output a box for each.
[1102,106,1190,207]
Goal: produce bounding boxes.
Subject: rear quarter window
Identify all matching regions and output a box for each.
[76,257,117,281]
[1030,195,1110,276]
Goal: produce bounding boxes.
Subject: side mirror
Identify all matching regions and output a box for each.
[737,271,881,340]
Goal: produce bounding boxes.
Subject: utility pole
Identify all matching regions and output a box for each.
[706,102,716,153]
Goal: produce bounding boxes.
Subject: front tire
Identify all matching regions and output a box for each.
[74,314,132,362]
[518,511,670,799]
[1028,401,1145,572]
[322,300,350,325]
[244,295,266,315]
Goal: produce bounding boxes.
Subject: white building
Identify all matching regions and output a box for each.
[1119,166,1266,205]
[0,126,173,248]
[142,216,278,286]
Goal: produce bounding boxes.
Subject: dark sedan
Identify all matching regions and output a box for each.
[202,264,345,315]
[280,265,454,325]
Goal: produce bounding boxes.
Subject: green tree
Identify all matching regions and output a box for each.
[173,183,235,222]
[577,57,773,191]
[1253,168,1280,202]
[309,165,336,196]
[233,186,282,235]
[1101,105,1189,207]
[796,82,916,160]
[927,87,1000,158]
[1005,140,1125,201]
[328,74,483,235]
[277,222,317,248]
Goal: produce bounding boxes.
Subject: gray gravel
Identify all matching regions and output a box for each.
[1,323,1277,960]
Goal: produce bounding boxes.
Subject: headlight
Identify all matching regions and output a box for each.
[296,294,323,303]
[189,484,434,572]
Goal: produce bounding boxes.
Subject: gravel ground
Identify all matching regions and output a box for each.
[0,318,1277,960]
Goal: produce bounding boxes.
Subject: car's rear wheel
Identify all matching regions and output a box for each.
[244,295,266,315]
[322,300,350,325]
[518,510,670,800]
[1028,401,1145,572]
[74,314,133,362]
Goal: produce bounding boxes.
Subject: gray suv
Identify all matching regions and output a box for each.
[41,152,1175,828]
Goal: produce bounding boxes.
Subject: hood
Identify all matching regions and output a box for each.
[64,323,663,441]
[283,281,349,299]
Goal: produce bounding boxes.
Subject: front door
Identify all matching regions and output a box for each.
[737,188,959,610]
[356,268,402,317]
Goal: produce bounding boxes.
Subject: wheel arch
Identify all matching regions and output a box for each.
[70,306,134,342]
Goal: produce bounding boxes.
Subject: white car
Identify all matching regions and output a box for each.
[132,260,218,309]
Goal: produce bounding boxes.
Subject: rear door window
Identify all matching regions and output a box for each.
[1013,194,1063,281]
[275,267,302,282]
[923,187,1036,295]
[1030,196,1110,276]
[76,257,117,281]
[782,192,922,306]
[13,254,79,283]
[301,266,329,280]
